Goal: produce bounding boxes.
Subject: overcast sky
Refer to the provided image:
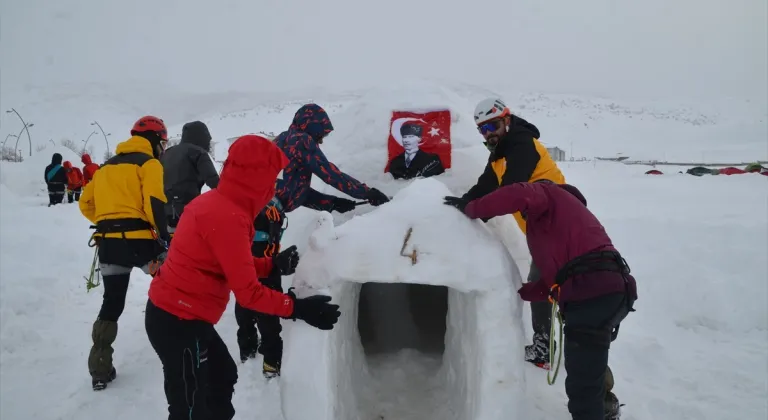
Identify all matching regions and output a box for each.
[1,0,766,103]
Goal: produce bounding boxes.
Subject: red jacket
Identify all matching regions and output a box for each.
[63,161,84,190]
[464,182,637,305]
[81,154,99,185]
[148,135,295,324]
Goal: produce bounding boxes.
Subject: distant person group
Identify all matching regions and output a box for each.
[61,98,635,420]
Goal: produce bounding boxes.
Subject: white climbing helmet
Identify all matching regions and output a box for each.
[474,98,511,125]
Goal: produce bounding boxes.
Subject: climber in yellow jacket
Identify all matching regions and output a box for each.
[78,115,171,391]
[446,97,565,370]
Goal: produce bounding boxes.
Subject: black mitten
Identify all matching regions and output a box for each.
[273,245,299,275]
[287,289,341,330]
[365,188,390,206]
[331,197,357,213]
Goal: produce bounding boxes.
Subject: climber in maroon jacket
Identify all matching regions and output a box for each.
[444,181,637,420]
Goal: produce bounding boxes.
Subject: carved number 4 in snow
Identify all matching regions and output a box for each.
[400,227,418,265]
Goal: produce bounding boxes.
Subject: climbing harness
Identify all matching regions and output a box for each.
[545,250,632,385]
[255,197,287,257]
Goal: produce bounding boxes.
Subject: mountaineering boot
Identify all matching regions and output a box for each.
[88,319,118,391]
[524,333,554,370]
[604,392,622,419]
[237,335,260,363]
[262,360,281,379]
[92,367,117,391]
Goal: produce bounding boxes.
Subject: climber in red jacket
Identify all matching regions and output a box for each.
[145,134,341,420]
[81,153,100,186]
[63,161,84,203]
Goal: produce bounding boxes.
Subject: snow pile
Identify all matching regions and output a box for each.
[0,147,82,198]
[280,178,530,420]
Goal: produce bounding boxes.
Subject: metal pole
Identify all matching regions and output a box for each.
[14,125,27,152]
[82,131,98,151]
[2,134,17,148]
[91,121,110,153]
[5,108,33,156]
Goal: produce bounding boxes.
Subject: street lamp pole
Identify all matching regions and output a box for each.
[91,121,111,154]
[5,108,33,156]
[82,130,98,152]
[14,123,34,154]
[2,134,18,148]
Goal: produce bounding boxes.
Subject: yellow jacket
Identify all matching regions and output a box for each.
[79,136,167,239]
[463,128,565,234]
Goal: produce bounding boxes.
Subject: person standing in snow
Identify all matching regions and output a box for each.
[78,115,171,391]
[444,181,637,420]
[145,134,340,420]
[160,121,220,239]
[81,153,100,186]
[44,153,68,206]
[462,97,566,368]
[233,103,390,378]
[63,161,84,202]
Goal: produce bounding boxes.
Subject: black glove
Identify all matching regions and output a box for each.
[287,289,341,330]
[443,196,469,214]
[331,197,357,213]
[273,245,300,275]
[365,188,390,206]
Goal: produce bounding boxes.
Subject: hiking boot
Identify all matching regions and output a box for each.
[262,360,281,379]
[525,334,553,370]
[604,392,623,419]
[238,335,260,363]
[92,367,117,391]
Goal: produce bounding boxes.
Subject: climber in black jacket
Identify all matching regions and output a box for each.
[45,153,68,206]
[160,121,220,236]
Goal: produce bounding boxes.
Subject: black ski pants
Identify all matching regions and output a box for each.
[67,188,82,203]
[234,263,283,364]
[527,262,552,343]
[562,292,631,420]
[145,300,238,420]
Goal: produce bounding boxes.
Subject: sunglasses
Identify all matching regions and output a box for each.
[477,119,502,135]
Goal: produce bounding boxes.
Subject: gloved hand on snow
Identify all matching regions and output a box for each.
[286,289,341,330]
[331,196,357,213]
[365,188,390,206]
[273,245,300,275]
[443,196,469,214]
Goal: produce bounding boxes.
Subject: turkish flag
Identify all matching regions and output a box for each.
[385,109,451,179]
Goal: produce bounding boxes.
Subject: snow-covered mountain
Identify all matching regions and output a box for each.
[1,0,767,419]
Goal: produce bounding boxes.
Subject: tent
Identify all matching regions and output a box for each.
[645,169,663,175]
[719,167,747,175]
[686,166,717,177]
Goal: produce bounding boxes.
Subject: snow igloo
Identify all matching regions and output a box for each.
[280,178,531,420]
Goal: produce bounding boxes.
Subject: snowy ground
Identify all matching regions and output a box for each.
[1,87,767,420]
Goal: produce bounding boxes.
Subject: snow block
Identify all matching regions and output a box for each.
[281,178,532,420]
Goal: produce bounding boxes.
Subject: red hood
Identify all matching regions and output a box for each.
[82,154,93,165]
[217,135,289,218]
[63,161,72,169]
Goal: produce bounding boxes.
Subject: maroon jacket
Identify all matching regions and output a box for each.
[464,182,637,306]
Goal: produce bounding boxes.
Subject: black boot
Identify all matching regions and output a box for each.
[92,367,117,391]
[237,335,259,363]
[604,392,622,419]
[524,333,553,370]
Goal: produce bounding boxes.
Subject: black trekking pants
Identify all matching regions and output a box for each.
[563,292,630,420]
[234,266,283,364]
[527,262,552,343]
[67,188,82,203]
[145,300,238,420]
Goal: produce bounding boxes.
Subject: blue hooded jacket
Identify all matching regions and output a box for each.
[274,104,370,212]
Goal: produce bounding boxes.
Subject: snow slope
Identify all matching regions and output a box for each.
[1,84,767,420]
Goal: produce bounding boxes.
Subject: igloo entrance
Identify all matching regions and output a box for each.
[358,282,448,356]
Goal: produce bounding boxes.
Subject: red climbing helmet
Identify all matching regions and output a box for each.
[131,116,168,141]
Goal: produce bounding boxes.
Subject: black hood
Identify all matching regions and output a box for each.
[181,121,212,151]
[510,115,541,139]
[51,153,63,165]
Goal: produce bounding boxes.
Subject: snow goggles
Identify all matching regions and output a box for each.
[477,119,502,135]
